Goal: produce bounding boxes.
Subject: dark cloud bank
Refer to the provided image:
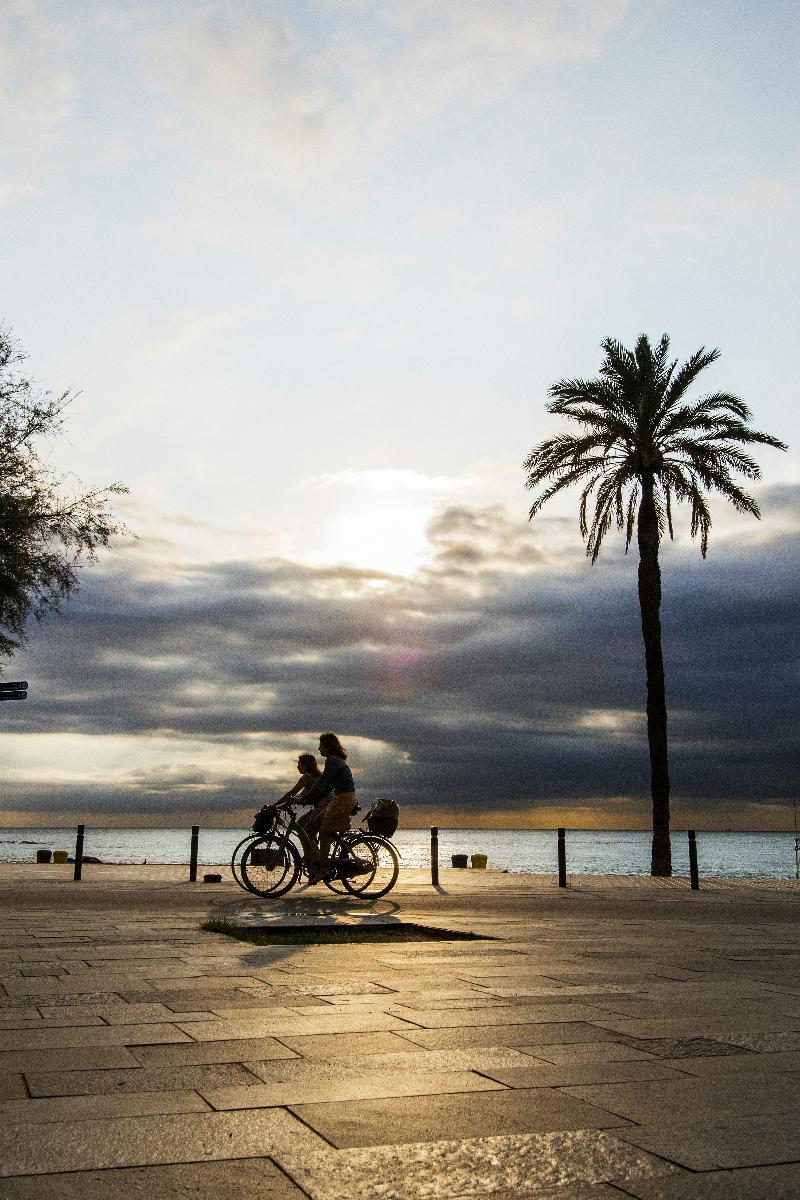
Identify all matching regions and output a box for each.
[3,495,798,828]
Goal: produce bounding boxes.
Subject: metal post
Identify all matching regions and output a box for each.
[688,829,699,890]
[557,827,567,888]
[189,826,199,882]
[431,826,439,887]
[73,824,85,882]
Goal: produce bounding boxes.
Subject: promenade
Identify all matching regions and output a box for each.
[0,865,799,1198]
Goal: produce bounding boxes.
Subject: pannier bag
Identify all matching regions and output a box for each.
[252,805,278,836]
[250,846,284,870]
[365,798,400,837]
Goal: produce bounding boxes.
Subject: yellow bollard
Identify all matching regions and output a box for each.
[471,853,488,869]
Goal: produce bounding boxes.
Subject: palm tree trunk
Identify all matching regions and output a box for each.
[637,474,672,876]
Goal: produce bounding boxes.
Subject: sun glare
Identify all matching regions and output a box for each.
[311,498,431,577]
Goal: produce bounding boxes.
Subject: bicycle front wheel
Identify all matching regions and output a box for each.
[241,835,301,897]
[341,834,399,899]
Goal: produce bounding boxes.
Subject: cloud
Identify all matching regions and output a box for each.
[143,310,237,359]
[301,468,469,493]
[2,492,797,826]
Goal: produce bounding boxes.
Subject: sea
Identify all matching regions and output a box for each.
[1,826,798,879]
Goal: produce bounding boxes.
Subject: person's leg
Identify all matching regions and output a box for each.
[312,794,354,881]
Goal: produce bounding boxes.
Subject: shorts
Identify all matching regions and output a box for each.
[319,791,357,835]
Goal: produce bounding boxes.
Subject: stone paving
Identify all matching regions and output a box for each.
[0,865,799,1198]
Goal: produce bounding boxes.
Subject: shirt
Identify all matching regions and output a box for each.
[300,755,355,805]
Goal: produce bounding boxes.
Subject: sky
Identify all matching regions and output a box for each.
[1,0,798,829]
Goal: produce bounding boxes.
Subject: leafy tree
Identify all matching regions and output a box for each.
[523,334,786,876]
[0,327,128,664]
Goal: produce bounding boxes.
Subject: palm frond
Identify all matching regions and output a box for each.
[524,333,786,561]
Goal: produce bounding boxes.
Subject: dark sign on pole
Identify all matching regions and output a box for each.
[0,682,28,702]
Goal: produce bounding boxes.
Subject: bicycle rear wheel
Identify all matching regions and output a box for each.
[322,832,357,894]
[341,834,399,899]
[241,835,301,897]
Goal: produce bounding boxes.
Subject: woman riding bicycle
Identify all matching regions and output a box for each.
[300,732,358,884]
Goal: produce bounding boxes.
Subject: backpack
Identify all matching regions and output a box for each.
[365,798,399,837]
[252,805,278,836]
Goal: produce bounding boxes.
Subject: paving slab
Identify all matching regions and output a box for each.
[173,1009,410,1040]
[0,1106,320,1176]
[245,1046,545,1085]
[0,1074,27,1101]
[520,1041,661,1064]
[25,1062,265,1097]
[0,1047,139,1073]
[564,1073,800,1124]
[129,1037,299,1066]
[479,1059,685,1088]
[623,1162,800,1199]
[617,1114,800,1171]
[0,1089,211,1124]
[291,1087,633,1149]
[272,1031,424,1058]
[0,1157,307,1199]
[275,1129,683,1200]
[397,1022,620,1049]
[0,1023,193,1051]
[202,1068,504,1111]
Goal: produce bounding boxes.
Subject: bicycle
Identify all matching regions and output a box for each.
[237,803,400,899]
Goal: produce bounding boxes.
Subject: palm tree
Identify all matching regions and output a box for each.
[523,334,786,876]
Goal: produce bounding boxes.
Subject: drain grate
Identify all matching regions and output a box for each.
[203,918,495,945]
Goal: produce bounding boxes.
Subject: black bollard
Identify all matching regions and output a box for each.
[688,829,699,890]
[431,826,439,888]
[557,827,567,888]
[73,825,85,882]
[189,825,199,883]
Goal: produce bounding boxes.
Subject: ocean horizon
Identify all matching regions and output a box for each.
[1,826,798,879]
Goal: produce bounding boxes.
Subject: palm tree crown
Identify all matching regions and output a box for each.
[524,333,786,560]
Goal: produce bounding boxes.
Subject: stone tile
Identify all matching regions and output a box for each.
[397,1022,620,1050]
[25,1062,264,1097]
[291,1087,632,1149]
[0,1012,107,1029]
[171,1009,410,1041]
[523,1042,661,1065]
[0,1089,211,1124]
[265,1032,421,1059]
[662,1050,800,1077]
[247,1046,542,1085]
[3,975,157,997]
[0,1156,307,1198]
[617,1037,755,1060]
[392,1002,614,1029]
[4,1023,192,1050]
[724,1030,800,1052]
[0,1047,139,1073]
[480,1060,684,1088]
[618,1114,800,1171]
[37,1003,215,1024]
[276,1129,681,1200]
[0,1103,321,1176]
[623,1161,800,1198]
[0,1074,26,1101]
[16,992,134,1008]
[203,1068,504,1111]
[129,1037,300,1067]
[139,975,274,991]
[565,1074,800,1124]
